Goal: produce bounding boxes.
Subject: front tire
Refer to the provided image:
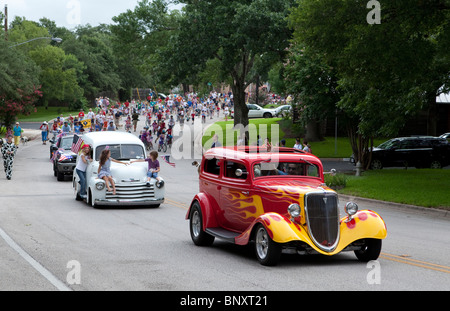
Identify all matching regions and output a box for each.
[370,159,383,170]
[189,202,215,246]
[354,239,382,262]
[254,224,281,266]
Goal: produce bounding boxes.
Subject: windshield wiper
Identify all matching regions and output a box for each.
[300,157,314,166]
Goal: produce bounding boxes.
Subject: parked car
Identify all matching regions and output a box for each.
[439,133,450,143]
[230,104,277,119]
[72,131,165,207]
[186,146,387,266]
[50,134,77,181]
[369,136,450,169]
[275,104,292,117]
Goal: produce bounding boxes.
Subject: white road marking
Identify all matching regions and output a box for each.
[0,227,72,291]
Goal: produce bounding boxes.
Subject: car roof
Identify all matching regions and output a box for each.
[204,146,321,164]
[82,131,144,147]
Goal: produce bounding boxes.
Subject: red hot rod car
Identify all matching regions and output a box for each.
[186,146,387,266]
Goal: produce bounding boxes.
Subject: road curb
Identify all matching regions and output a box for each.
[338,194,450,218]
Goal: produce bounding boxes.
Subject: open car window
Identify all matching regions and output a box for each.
[253,161,319,178]
[95,144,145,161]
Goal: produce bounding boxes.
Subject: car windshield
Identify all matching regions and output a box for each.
[95,144,145,161]
[377,139,397,149]
[253,161,319,178]
[61,137,73,150]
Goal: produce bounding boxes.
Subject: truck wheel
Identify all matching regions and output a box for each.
[189,202,215,246]
[57,170,65,181]
[354,239,382,262]
[254,224,281,266]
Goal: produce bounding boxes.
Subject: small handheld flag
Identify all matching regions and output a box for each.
[161,155,176,168]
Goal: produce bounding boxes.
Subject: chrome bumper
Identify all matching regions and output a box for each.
[95,198,164,206]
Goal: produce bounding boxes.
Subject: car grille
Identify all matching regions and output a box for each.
[105,183,155,200]
[305,192,339,252]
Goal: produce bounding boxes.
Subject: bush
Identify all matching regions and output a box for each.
[324,173,347,190]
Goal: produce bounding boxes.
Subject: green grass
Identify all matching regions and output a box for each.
[17,107,81,122]
[203,118,388,158]
[202,118,285,147]
[339,169,450,208]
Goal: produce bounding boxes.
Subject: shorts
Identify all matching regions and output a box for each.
[147,171,158,179]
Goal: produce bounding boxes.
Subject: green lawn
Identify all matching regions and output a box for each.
[202,118,285,148]
[338,169,450,208]
[17,107,81,123]
[202,118,387,158]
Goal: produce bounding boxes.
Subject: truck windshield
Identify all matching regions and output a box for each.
[253,161,319,178]
[95,144,145,161]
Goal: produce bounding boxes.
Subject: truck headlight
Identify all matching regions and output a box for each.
[288,203,301,218]
[95,182,105,191]
[345,202,358,217]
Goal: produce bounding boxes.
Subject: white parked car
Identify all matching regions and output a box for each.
[274,104,292,117]
[73,131,165,208]
[231,104,277,119]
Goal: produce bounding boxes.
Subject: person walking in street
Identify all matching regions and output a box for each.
[40,121,49,145]
[13,122,22,148]
[76,145,92,199]
[1,134,17,180]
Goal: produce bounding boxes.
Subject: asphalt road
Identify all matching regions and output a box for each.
[1,117,449,292]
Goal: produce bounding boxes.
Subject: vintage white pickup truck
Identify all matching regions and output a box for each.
[73,131,165,207]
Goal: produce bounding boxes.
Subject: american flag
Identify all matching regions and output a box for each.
[50,148,64,162]
[57,154,72,162]
[71,134,85,154]
[161,155,176,168]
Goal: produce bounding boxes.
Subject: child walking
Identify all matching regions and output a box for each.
[98,148,128,195]
[131,150,163,188]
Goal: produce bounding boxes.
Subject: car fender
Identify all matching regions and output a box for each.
[235,210,387,256]
[235,212,311,246]
[186,193,220,229]
[336,210,387,254]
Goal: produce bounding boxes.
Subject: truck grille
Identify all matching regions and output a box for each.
[305,192,339,252]
[105,183,155,200]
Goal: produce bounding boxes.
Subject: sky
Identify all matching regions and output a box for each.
[2,0,183,29]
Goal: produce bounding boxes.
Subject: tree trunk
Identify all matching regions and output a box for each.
[305,120,323,142]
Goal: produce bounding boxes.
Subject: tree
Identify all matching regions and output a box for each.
[0,39,42,128]
[29,45,84,108]
[289,0,450,168]
[175,0,295,130]
[284,44,340,141]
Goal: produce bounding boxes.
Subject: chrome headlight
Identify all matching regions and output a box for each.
[345,202,358,217]
[288,203,301,218]
[95,182,105,191]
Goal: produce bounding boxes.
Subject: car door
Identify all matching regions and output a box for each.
[201,157,223,224]
[247,104,260,118]
[219,160,254,233]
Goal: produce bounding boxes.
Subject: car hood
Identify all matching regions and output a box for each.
[110,162,148,182]
[253,178,333,196]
